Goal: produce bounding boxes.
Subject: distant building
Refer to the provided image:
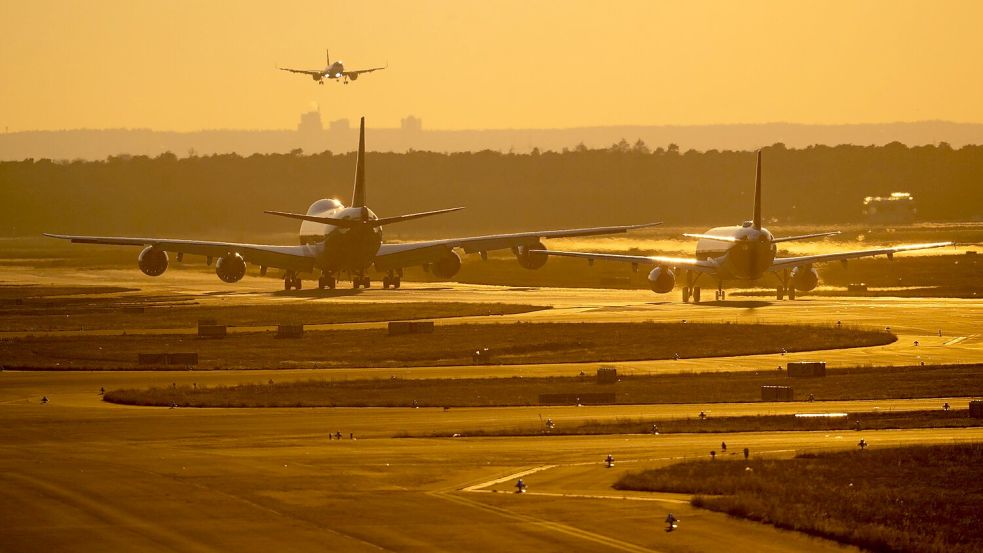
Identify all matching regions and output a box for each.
[863,192,917,223]
[401,115,423,133]
[329,118,351,133]
[297,110,323,134]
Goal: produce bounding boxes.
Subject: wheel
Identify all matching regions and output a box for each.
[693,287,701,303]
[284,279,292,291]
[777,286,785,300]
[352,279,360,289]
[294,278,302,290]
[393,277,401,289]
[682,287,690,303]
[789,287,796,300]
[382,276,391,289]
[362,277,371,289]
[328,278,336,290]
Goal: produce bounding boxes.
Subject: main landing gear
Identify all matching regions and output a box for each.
[283,272,303,291]
[776,270,796,300]
[682,271,702,303]
[352,275,371,289]
[317,274,336,290]
[382,270,402,290]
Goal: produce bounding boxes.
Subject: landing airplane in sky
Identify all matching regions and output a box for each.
[46,118,657,291]
[279,49,385,84]
[533,151,954,302]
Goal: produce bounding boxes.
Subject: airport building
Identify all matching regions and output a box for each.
[863,192,917,224]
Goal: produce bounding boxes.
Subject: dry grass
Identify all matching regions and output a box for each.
[615,443,983,553]
[100,362,983,409]
[3,321,892,370]
[0,289,545,331]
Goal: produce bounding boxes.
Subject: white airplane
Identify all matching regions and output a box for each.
[279,49,385,84]
[46,117,658,291]
[533,151,954,302]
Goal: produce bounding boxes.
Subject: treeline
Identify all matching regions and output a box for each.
[2,142,981,239]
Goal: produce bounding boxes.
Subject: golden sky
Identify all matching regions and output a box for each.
[2,0,982,131]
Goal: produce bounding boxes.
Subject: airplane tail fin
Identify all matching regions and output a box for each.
[326,49,330,67]
[752,150,762,230]
[351,116,366,207]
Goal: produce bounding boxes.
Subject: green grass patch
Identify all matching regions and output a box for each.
[615,443,983,553]
[0,293,545,332]
[4,321,892,370]
[417,409,981,437]
[100,362,983,409]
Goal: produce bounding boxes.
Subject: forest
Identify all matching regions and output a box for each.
[2,141,981,239]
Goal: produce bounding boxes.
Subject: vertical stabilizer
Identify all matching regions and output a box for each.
[326,49,330,67]
[752,150,762,230]
[351,117,366,207]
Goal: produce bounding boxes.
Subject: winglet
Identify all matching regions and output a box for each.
[752,150,762,230]
[352,116,366,207]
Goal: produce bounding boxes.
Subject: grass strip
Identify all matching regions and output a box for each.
[101,362,981,408]
[615,443,983,553]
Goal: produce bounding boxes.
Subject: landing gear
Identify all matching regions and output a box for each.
[715,289,726,301]
[683,271,703,303]
[317,275,336,290]
[352,275,371,289]
[776,269,795,301]
[283,272,302,291]
[382,270,402,290]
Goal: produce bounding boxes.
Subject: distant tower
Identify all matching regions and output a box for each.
[401,115,422,133]
[297,109,323,134]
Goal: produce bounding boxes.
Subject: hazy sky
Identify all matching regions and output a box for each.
[2,0,983,131]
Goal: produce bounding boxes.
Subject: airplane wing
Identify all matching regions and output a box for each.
[531,249,719,273]
[372,223,661,271]
[770,241,954,270]
[343,66,387,77]
[279,67,324,76]
[43,233,316,273]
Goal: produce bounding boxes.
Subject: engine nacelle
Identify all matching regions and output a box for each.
[138,246,168,277]
[349,73,358,81]
[215,253,247,283]
[431,250,462,279]
[647,267,675,294]
[312,74,322,82]
[791,266,819,292]
[514,241,548,270]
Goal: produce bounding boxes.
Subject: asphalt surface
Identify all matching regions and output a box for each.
[1,267,981,552]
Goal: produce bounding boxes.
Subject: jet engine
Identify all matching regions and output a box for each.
[791,266,819,292]
[137,246,168,277]
[431,250,462,279]
[215,253,247,283]
[349,73,358,81]
[514,241,548,270]
[312,74,322,82]
[647,267,675,294]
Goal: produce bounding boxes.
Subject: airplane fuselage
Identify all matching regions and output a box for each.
[298,199,382,274]
[317,62,345,80]
[694,223,777,280]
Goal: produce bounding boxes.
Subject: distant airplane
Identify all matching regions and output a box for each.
[533,151,954,302]
[46,117,658,291]
[279,49,385,84]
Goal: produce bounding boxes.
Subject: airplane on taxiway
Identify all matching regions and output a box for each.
[46,117,658,291]
[533,151,954,302]
[279,49,386,84]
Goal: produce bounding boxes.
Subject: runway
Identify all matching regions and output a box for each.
[1,267,981,552]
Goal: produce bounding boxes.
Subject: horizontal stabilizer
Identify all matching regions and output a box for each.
[771,231,841,243]
[264,206,464,229]
[683,233,741,243]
